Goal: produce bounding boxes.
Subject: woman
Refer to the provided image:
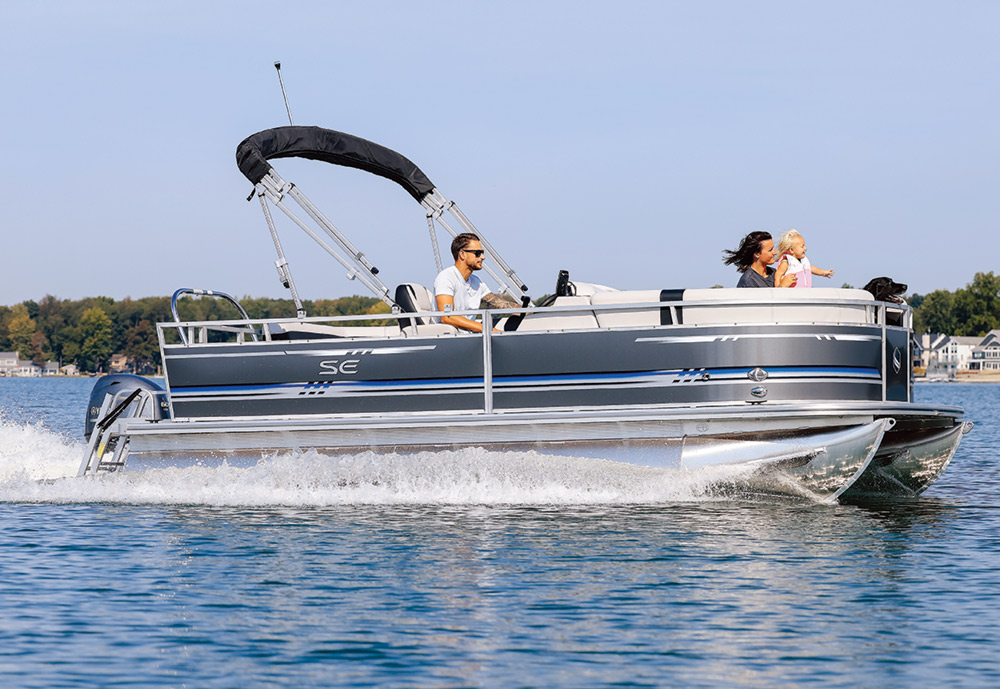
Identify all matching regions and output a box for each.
[723,231,797,288]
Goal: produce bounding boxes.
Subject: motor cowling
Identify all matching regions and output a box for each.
[85,374,170,440]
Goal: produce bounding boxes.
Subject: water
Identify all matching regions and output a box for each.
[1,378,998,688]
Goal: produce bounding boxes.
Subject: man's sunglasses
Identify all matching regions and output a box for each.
[461,248,485,257]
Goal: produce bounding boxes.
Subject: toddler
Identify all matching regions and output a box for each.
[774,229,834,288]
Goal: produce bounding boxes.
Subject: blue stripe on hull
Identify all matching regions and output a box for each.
[170,366,880,399]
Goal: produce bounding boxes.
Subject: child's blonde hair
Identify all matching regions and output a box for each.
[777,228,802,255]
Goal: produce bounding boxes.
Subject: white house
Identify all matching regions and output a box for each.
[969,330,1000,372]
[16,360,41,377]
[918,334,946,370]
[927,335,981,375]
[0,351,18,375]
[918,333,950,369]
[913,336,926,370]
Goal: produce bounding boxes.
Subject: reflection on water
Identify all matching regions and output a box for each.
[7,498,988,687]
[0,380,998,686]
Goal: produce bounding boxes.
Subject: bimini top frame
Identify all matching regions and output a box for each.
[236,126,528,314]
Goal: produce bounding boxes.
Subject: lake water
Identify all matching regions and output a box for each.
[1,378,998,687]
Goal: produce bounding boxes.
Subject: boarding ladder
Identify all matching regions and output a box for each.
[78,388,161,476]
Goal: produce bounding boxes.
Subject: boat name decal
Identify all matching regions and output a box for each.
[319,359,360,376]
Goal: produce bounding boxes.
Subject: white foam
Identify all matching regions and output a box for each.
[0,415,83,482]
[0,417,772,506]
[0,418,769,506]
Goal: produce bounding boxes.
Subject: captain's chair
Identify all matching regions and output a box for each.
[394,283,436,328]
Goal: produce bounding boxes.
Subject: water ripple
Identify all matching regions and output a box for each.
[0,380,997,687]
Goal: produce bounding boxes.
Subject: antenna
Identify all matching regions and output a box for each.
[274,61,294,125]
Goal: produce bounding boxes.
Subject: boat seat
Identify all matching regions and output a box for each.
[395,283,436,328]
[588,288,877,329]
[268,322,402,340]
[592,289,685,328]
[516,296,600,332]
[681,288,875,325]
[401,323,460,337]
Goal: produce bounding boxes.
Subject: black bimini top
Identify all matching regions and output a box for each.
[236,126,436,202]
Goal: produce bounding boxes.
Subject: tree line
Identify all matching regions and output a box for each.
[0,295,388,374]
[909,272,1000,336]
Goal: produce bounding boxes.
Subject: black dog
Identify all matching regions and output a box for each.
[863,277,907,303]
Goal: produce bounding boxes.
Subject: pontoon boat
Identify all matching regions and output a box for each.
[79,126,972,502]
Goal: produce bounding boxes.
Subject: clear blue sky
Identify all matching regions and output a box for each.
[1,1,996,305]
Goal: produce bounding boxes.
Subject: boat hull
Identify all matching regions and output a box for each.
[102,401,965,503]
[839,421,972,499]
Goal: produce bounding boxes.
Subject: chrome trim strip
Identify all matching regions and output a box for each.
[122,400,963,437]
[163,345,438,360]
[636,333,882,344]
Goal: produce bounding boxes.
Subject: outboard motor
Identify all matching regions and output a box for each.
[85,374,170,440]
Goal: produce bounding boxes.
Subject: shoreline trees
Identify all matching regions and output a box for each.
[0,294,387,374]
[910,272,1000,335]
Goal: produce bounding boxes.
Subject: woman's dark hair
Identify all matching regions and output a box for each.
[723,231,772,272]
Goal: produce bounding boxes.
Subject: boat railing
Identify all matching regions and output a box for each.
[170,288,258,345]
[158,293,911,413]
[157,294,908,346]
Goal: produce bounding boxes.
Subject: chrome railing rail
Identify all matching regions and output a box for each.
[158,296,905,332]
[170,288,258,345]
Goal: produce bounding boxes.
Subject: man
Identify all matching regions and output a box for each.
[433,233,494,333]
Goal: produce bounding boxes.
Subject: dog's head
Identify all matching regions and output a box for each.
[863,277,907,303]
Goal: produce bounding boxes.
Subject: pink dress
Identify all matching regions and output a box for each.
[777,254,812,288]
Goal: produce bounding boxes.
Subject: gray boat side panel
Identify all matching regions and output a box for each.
[490,324,881,375]
[493,379,880,410]
[164,337,484,387]
[174,391,487,417]
[884,327,909,401]
[163,323,882,384]
[162,323,887,418]
[170,379,881,419]
[168,373,882,418]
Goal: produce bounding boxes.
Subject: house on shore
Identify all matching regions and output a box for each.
[917,330,1000,376]
[968,330,1000,372]
[0,351,18,376]
[16,360,41,377]
[1,351,83,377]
[926,335,982,375]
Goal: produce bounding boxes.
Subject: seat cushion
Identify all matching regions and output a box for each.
[395,283,436,326]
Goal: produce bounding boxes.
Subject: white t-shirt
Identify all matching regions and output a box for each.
[433,266,491,314]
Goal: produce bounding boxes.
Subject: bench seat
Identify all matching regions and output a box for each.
[589,288,876,328]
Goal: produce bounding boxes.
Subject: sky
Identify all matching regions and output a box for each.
[1,1,997,306]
